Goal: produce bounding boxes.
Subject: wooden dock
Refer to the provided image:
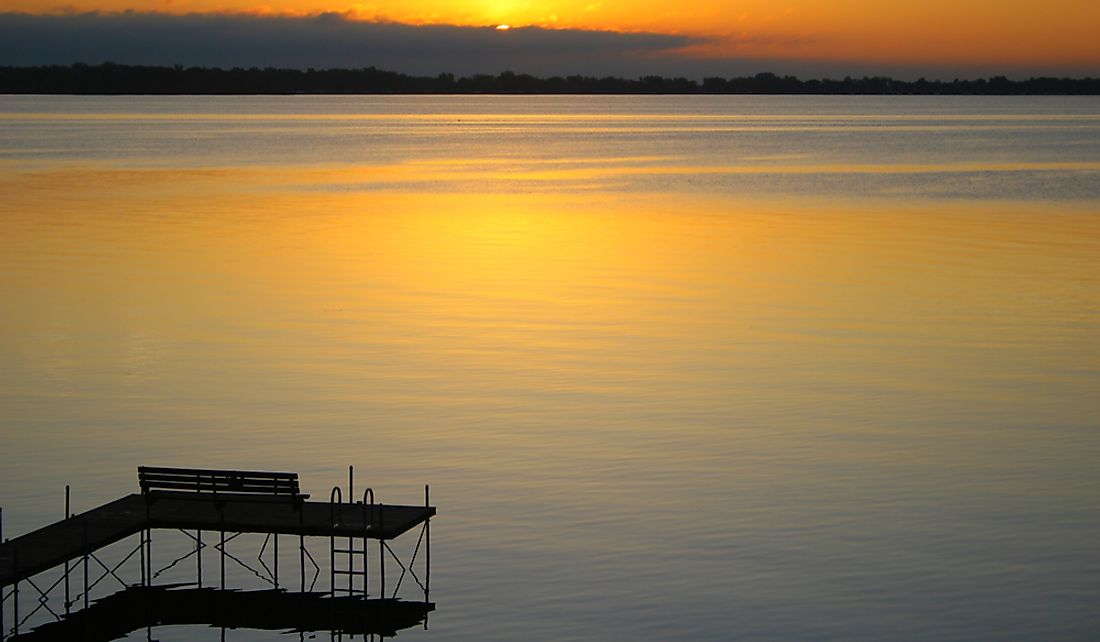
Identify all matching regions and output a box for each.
[0,494,434,588]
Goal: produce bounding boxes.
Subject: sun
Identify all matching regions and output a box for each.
[496,24,511,30]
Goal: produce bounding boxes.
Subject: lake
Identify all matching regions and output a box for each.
[1,95,1099,640]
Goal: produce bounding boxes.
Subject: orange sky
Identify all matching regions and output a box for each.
[6,0,1100,70]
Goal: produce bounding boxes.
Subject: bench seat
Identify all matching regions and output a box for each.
[138,466,308,507]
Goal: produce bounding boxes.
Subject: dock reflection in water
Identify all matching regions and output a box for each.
[12,586,433,641]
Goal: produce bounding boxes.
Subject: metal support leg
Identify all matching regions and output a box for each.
[274,533,279,590]
[83,521,89,610]
[300,508,306,593]
[146,528,153,586]
[425,484,431,629]
[11,547,18,636]
[197,530,203,588]
[64,561,72,615]
[425,485,431,602]
[348,466,355,596]
[379,503,386,599]
[1,507,5,642]
[378,540,385,600]
[367,521,376,598]
[219,525,226,590]
[64,486,70,614]
[140,530,147,586]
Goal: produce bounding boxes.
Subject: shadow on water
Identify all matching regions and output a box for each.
[10,585,433,640]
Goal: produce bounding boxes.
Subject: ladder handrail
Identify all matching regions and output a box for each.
[362,488,375,530]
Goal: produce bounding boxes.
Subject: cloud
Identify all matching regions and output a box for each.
[1,11,1083,79]
[0,11,702,76]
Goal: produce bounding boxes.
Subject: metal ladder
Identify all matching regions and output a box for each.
[329,467,373,597]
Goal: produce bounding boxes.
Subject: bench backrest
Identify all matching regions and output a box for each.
[138,466,302,498]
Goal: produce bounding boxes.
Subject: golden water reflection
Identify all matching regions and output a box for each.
[3,163,1097,455]
[2,158,1099,639]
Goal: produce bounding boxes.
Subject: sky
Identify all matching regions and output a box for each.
[1,1,1098,79]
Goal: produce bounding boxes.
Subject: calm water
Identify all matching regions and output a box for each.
[1,95,1099,640]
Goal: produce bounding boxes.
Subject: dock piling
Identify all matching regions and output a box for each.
[11,545,17,636]
[379,503,385,599]
[347,465,354,596]
[1,506,5,642]
[425,485,431,599]
[146,527,153,586]
[82,518,89,610]
[64,486,70,615]
[139,529,146,586]
[299,507,306,593]
[219,514,226,590]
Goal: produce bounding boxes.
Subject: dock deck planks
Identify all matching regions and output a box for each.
[0,494,434,587]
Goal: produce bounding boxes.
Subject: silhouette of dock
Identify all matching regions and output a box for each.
[0,467,434,640]
[1,494,433,587]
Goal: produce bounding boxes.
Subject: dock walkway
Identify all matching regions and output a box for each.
[0,494,434,587]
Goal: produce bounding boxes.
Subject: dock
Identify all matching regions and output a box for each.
[1,494,434,587]
[0,467,435,640]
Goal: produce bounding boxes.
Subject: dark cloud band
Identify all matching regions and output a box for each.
[0,11,700,76]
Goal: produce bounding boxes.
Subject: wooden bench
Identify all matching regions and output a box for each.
[138,466,309,508]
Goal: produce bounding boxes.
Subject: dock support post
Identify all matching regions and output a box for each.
[64,485,71,615]
[348,466,354,596]
[379,503,385,599]
[197,530,202,588]
[11,546,17,636]
[299,509,306,593]
[219,514,226,591]
[1,507,5,642]
[425,484,431,629]
[146,527,153,586]
[273,533,279,590]
[140,530,146,586]
[425,484,431,600]
[82,518,89,610]
[363,516,370,598]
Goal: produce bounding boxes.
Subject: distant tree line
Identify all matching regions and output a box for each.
[2,63,1099,95]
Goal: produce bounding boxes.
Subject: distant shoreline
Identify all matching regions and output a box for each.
[3,63,1099,96]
